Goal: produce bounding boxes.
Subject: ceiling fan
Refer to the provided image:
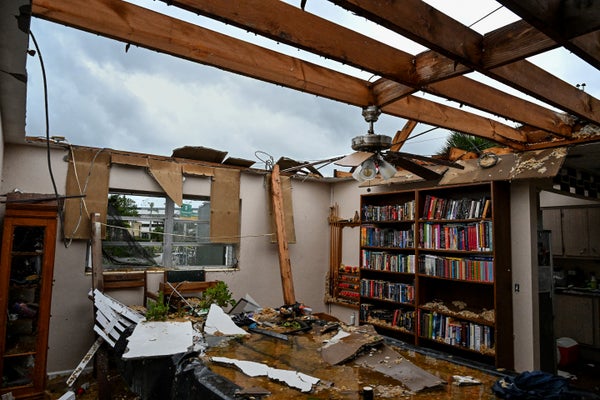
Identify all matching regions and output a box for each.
[335,106,464,182]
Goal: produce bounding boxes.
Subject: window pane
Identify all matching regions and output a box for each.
[102,194,236,270]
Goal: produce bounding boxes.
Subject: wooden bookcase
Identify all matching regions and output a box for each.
[0,202,57,399]
[358,182,513,369]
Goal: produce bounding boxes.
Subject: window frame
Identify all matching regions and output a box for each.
[102,190,238,271]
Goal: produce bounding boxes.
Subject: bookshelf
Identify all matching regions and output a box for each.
[358,182,513,369]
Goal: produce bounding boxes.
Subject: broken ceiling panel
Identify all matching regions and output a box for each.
[354,344,444,392]
[172,146,228,163]
[222,157,255,168]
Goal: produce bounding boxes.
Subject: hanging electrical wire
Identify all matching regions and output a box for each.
[30,31,70,248]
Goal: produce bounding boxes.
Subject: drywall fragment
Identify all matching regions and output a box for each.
[354,345,443,392]
[211,357,319,392]
[122,321,195,359]
[204,304,249,336]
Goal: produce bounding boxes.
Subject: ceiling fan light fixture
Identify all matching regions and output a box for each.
[378,158,397,180]
[353,158,377,181]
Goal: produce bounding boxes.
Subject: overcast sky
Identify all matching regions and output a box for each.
[24,1,600,175]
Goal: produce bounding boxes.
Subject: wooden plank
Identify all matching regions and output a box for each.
[148,158,183,206]
[91,213,103,292]
[382,96,527,148]
[497,0,600,40]
[165,0,569,134]
[569,31,600,70]
[270,165,296,306]
[332,0,600,124]
[32,0,372,107]
[491,60,600,124]
[424,76,573,137]
[66,337,104,387]
[210,168,241,244]
[390,120,418,152]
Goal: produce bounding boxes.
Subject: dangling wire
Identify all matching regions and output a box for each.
[30,31,69,248]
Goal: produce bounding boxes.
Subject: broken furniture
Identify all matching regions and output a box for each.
[0,199,58,399]
[144,269,219,308]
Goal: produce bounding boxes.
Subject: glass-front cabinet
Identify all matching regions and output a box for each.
[0,202,57,399]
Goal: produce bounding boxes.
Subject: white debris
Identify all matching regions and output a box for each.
[204,304,249,336]
[211,356,319,392]
[122,321,195,359]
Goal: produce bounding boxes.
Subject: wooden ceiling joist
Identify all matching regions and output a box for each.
[497,1,600,69]
[329,0,600,125]
[30,0,600,153]
[497,0,600,40]
[160,0,569,136]
[31,0,528,148]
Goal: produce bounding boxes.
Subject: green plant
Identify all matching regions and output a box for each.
[198,281,236,310]
[145,291,169,321]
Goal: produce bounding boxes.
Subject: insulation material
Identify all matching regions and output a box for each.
[267,174,296,244]
[148,158,183,206]
[64,147,111,239]
[210,168,241,244]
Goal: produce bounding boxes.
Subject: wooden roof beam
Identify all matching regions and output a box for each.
[497,1,600,69]
[329,0,600,125]
[160,0,572,136]
[496,0,600,40]
[31,0,526,148]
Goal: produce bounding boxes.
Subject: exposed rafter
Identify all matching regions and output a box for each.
[29,0,600,153]
[158,0,571,136]
[328,0,600,125]
[31,0,528,148]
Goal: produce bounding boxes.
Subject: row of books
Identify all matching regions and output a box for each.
[361,250,416,273]
[337,290,360,301]
[419,311,494,353]
[360,279,415,304]
[419,221,493,251]
[422,194,491,221]
[362,201,416,222]
[360,304,415,332]
[361,226,415,248]
[419,254,494,282]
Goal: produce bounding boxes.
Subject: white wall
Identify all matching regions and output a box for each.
[1,143,343,373]
[510,181,540,371]
[1,142,546,374]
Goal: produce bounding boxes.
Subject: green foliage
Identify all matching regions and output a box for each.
[198,281,236,310]
[436,131,499,157]
[108,194,140,218]
[145,291,169,321]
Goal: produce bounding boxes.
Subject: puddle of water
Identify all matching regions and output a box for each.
[204,330,501,399]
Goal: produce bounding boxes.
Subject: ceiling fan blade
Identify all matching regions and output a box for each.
[384,153,442,181]
[394,152,465,169]
[334,151,374,167]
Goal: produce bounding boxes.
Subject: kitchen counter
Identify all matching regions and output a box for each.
[555,287,600,297]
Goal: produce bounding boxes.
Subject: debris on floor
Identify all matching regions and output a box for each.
[47,291,516,399]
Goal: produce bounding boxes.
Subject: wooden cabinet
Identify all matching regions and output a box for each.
[541,209,563,256]
[0,203,57,399]
[359,182,513,369]
[543,207,600,258]
[554,294,599,347]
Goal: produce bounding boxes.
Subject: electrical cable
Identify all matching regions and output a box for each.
[468,5,504,28]
[30,31,69,248]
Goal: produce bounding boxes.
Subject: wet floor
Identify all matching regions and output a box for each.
[204,329,502,399]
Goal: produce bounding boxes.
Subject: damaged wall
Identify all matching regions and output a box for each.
[0,142,347,373]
